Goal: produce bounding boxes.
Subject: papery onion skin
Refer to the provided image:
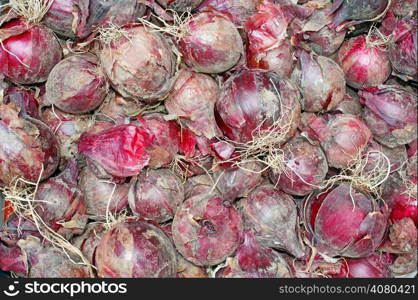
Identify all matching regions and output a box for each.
[95,220,177,278]
[172,194,242,266]
[99,25,176,101]
[216,70,301,143]
[3,86,39,119]
[391,0,417,17]
[0,18,62,84]
[178,11,244,74]
[72,223,106,265]
[157,0,203,11]
[45,53,108,114]
[0,102,60,185]
[337,35,391,89]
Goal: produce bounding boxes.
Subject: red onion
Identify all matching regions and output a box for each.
[245,3,293,78]
[97,93,144,123]
[332,87,362,115]
[238,184,305,258]
[136,114,180,169]
[176,253,209,278]
[172,194,242,266]
[157,0,203,11]
[391,0,417,17]
[270,136,328,196]
[359,85,417,148]
[216,70,301,143]
[302,183,388,258]
[0,232,28,276]
[337,253,393,278]
[364,140,407,174]
[337,34,391,89]
[330,0,390,31]
[78,166,129,217]
[389,17,417,80]
[72,222,106,265]
[217,231,292,278]
[129,168,184,223]
[389,190,417,226]
[99,25,176,101]
[95,220,177,278]
[178,11,244,73]
[0,18,62,84]
[292,50,346,112]
[34,160,87,236]
[165,68,221,139]
[42,0,89,39]
[0,101,60,185]
[196,0,258,26]
[3,86,39,119]
[78,124,154,178]
[305,113,371,169]
[45,53,107,114]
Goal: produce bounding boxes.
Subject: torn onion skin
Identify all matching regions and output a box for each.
[337,34,391,89]
[270,137,328,196]
[216,70,301,143]
[0,18,62,84]
[3,86,40,119]
[302,183,388,258]
[72,222,106,266]
[45,53,108,114]
[0,101,60,186]
[172,194,242,266]
[99,25,176,101]
[178,11,244,74]
[238,184,305,259]
[95,220,177,278]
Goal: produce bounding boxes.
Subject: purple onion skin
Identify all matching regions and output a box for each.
[95,220,177,278]
[303,183,388,258]
[216,70,301,143]
[238,184,306,259]
[3,86,40,119]
[157,0,203,11]
[72,222,106,265]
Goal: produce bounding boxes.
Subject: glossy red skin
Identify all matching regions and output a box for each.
[78,124,154,177]
[389,17,417,80]
[245,3,293,78]
[45,53,107,114]
[333,253,393,278]
[303,183,388,258]
[178,11,244,74]
[217,231,292,278]
[165,69,221,139]
[99,25,175,101]
[0,102,60,185]
[35,160,87,236]
[337,35,391,89]
[172,194,242,266]
[359,85,417,148]
[291,50,346,112]
[390,191,417,226]
[135,114,180,169]
[216,70,301,143]
[307,113,371,169]
[270,137,328,196]
[95,221,177,278]
[239,184,305,258]
[129,168,184,223]
[0,19,62,84]
[78,166,129,217]
[3,86,39,119]
[43,0,89,39]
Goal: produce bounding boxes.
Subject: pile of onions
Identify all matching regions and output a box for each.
[99,24,176,101]
[95,220,177,278]
[245,3,293,78]
[217,231,292,278]
[165,68,221,139]
[238,184,305,258]
[129,168,184,223]
[302,183,388,258]
[359,85,417,148]
[0,17,62,84]
[172,193,242,266]
[270,136,328,196]
[0,101,60,185]
[337,34,391,89]
[216,70,301,143]
[178,11,244,74]
[291,50,346,112]
[78,124,154,178]
[305,113,371,168]
[45,53,108,114]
